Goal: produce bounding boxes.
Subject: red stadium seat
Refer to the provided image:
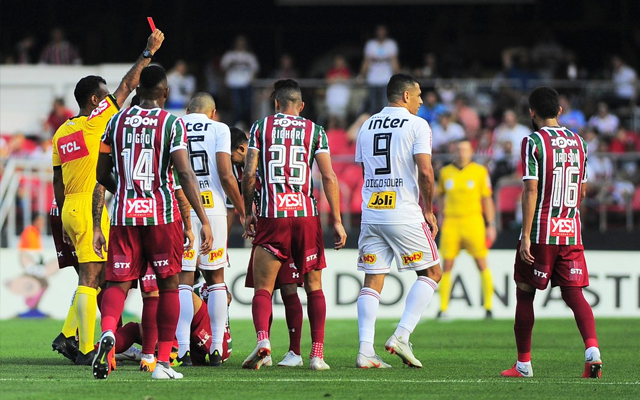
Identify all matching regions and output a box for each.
[496,183,523,229]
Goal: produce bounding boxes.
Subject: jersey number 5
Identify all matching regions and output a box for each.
[373,133,391,175]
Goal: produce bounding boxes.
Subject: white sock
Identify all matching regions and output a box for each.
[176,285,194,358]
[516,360,532,370]
[357,287,380,357]
[395,276,437,343]
[585,346,601,362]
[208,283,227,355]
[142,353,155,362]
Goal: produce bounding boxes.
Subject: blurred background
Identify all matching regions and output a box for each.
[1,0,639,250]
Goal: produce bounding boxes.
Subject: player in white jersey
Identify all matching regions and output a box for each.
[354,74,442,369]
[175,93,245,367]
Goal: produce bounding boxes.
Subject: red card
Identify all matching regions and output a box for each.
[147,17,156,32]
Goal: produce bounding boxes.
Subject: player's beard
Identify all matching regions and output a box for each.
[531,119,539,131]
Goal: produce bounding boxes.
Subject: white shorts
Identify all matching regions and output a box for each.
[182,214,229,272]
[357,222,440,274]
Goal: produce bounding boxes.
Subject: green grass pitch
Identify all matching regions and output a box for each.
[1,318,638,399]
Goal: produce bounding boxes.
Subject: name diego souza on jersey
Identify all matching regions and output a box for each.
[364,178,404,188]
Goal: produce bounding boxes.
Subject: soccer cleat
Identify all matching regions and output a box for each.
[209,350,222,367]
[76,350,97,366]
[151,363,183,380]
[485,310,493,320]
[385,335,422,368]
[278,351,303,367]
[436,311,450,321]
[259,355,273,367]
[92,332,115,379]
[356,353,392,369]
[242,339,271,370]
[140,357,157,372]
[309,357,330,370]
[582,361,602,378]
[501,363,534,378]
[52,333,79,363]
[115,345,142,362]
[172,351,193,367]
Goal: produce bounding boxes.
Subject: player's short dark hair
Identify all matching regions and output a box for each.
[230,127,248,150]
[271,79,301,107]
[74,75,106,109]
[528,87,560,119]
[139,65,167,90]
[386,74,419,102]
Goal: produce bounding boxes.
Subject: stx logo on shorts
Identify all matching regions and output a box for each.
[550,218,575,237]
[277,193,304,211]
[183,249,196,260]
[88,98,111,120]
[362,254,376,264]
[208,248,224,262]
[125,198,155,218]
[551,137,579,149]
[367,191,396,209]
[141,273,156,281]
[570,268,583,275]
[114,262,130,269]
[306,253,317,262]
[57,131,89,163]
[533,269,548,278]
[152,259,169,267]
[401,252,423,265]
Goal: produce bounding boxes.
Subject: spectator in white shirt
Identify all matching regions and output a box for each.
[221,35,260,125]
[611,55,637,106]
[166,60,196,109]
[358,25,399,114]
[588,102,619,137]
[431,111,465,153]
[493,109,530,159]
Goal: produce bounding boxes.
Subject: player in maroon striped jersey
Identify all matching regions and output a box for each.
[91,65,213,380]
[241,79,347,370]
[502,87,602,379]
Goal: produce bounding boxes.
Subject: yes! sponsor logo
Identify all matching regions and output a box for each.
[277,192,304,211]
[550,217,575,237]
[362,254,376,264]
[401,252,423,265]
[208,248,224,262]
[125,198,154,218]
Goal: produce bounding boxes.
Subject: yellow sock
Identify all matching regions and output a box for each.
[481,268,494,311]
[61,290,78,338]
[439,271,452,312]
[75,286,98,355]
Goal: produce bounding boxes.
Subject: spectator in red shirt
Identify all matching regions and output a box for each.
[43,98,74,137]
[609,127,640,153]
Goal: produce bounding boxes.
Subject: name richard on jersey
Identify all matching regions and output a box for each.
[271,128,305,141]
[364,178,404,188]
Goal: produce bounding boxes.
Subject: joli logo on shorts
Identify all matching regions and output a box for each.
[277,193,304,211]
[208,248,224,262]
[401,252,423,265]
[125,198,154,218]
[367,191,396,209]
[550,217,575,237]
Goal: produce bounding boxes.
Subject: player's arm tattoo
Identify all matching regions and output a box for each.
[92,183,106,230]
[242,149,259,216]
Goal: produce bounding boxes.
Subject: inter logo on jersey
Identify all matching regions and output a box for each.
[57,131,89,163]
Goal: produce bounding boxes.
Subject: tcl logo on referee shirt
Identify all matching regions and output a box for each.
[125,198,154,218]
[57,131,89,163]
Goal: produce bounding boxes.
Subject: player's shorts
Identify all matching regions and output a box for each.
[439,215,488,260]
[139,264,159,293]
[106,220,182,282]
[358,222,440,274]
[182,214,229,272]
[253,216,326,275]
[61,193,110,263]
[49,212,79,269]
[245,246,303,289]
[514,241,589,290]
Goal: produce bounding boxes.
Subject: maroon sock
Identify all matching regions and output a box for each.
[514,288,535,362]
[252,289,272,339]
[142,296,159,355]
[156,289,179,363]
[115,322,141,353]
[100,286,127,334]
[282,292,302,355]
[306,289,326,357]
[561,287,599,349]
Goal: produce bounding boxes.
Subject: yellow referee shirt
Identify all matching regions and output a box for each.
[52,95,119,195]
[437,162,492,218]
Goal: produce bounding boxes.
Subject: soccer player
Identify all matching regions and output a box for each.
[227,127,305,368]
[91,65,213,380]
[436,139,496,320]
[241,79,347,370]
[50,30,164,365]
[355,74,441,369]
[174,93,245,367]
[501,87,602,379]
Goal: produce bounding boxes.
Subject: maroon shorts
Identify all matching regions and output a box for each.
[106,220,183,282]
[253,216,326,275]
[514,241,589,290]
[49,213,79,269]
[139,264,159,293]
[245,246,304,289]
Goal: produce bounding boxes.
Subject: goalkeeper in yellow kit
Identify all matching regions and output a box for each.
[436,139,496,319]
